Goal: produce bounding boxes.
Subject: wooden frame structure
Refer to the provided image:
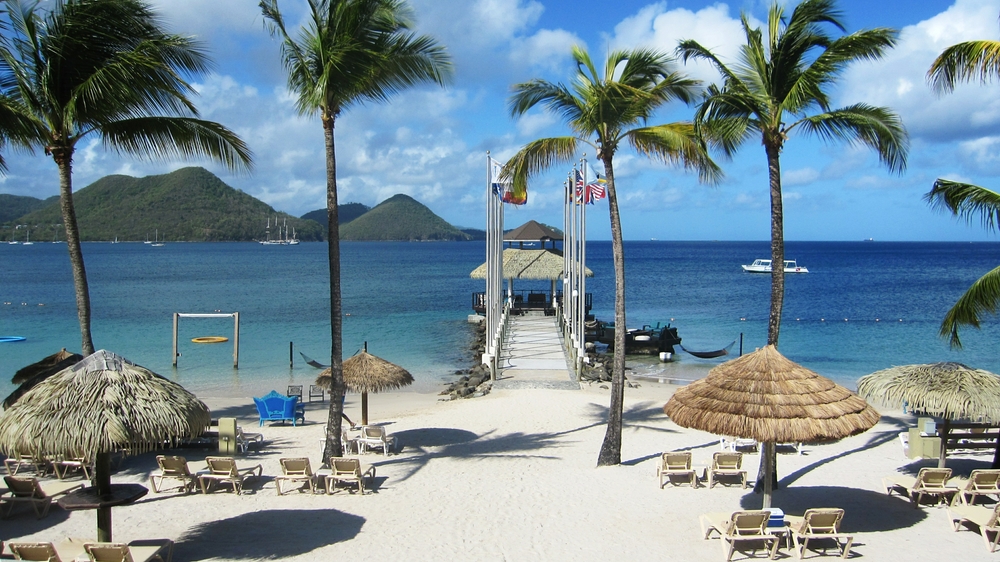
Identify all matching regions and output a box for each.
[172,312,240,368]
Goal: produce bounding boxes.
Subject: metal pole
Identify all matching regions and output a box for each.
[172,312,179,366]
[289,341,294,369]
[233,312,240,368]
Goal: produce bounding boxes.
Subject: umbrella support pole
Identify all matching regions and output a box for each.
[361,392,369,427]
[96,451,112,542]
[938,418,950,469]
[761,442,775,509]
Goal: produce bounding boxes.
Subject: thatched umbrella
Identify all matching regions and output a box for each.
[4,349,83,409]
[317,342,413,426]
[857,362,1000,468]
[663,345,879,508]
[0,350,210,542]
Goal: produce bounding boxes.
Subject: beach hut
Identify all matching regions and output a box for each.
[663,345,880,508]
[858,362,1000,468]
[470,248,593,312]
[317,343,413,426]
[0,349,210,541]
[503,219,562,249]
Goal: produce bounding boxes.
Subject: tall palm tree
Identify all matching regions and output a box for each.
[925,21,1000,348]
[678,0,908,497]
[260,0,451,462]
[507,45,720,466]
[0,0,253,355]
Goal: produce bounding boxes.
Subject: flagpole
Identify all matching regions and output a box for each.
[579,158,588,365]
[485,153,494,363]
[563,174,571,343]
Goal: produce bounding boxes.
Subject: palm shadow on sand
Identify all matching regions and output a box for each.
[174,509,364,560]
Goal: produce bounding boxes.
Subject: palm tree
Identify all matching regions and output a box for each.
[925,22,1000,349]
[678,0,908,495]
[260,0,451,462]
[507,45,720,466]
[0,0,253,355]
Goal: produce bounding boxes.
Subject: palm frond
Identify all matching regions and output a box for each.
[929,40,1000,93]
[627,123,721,184]
[509,79,583,123]
[940,264,1000,349]
[925,179,1000,231]
[503,136,579,200]
[99,116,253,174]
[796,103,908,173]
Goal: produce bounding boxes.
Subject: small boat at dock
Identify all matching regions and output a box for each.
[741,259,808,273]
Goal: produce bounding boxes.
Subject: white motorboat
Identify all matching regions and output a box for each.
[741,259,808,273]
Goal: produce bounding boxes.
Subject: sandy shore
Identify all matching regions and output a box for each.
[2,381,997,561]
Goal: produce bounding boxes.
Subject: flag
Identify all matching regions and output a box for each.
[490,158,504,197]
[574,170,585,204]
[587,177,607,203]
[490,156,526,205]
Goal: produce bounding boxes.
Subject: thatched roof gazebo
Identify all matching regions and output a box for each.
[664,345,879,507]
[503,220,562,249]
[317,343,413,426]
[4,348,83,409]
[0,350,210,541]
[858,362,1000,468]
[470,248,593,281]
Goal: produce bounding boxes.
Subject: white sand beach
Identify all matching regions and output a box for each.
[2,381,997,561]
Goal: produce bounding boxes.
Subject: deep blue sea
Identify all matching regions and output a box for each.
[1,240,999,400]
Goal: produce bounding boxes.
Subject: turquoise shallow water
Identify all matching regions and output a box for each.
[1,240,999,399]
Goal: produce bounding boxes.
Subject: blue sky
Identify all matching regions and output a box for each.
[2,0,1000,241]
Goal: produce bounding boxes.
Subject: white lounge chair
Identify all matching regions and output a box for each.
[947,502,1000,553]
[657,451,698,488]
[786,508,854,559]
[356,425,395,455]
[700,510,780,561]
[0,476,84,519]
[197,457,262,495]
[882,467,958,507]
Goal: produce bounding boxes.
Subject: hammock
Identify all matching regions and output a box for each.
[299,351,328,369]
[679,341,735,359]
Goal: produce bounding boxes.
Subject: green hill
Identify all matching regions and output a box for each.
[340,194,471,241]
[13,167,324,242]
[301,202,371,229]
[0,194,57,223]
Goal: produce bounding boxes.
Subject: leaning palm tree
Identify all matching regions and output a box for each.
[507,45,720,466]
[260,0,451,462]
[924,19,1000,349]
[678,0,907,492]
[678,0,908,348]
[0,0,253,355]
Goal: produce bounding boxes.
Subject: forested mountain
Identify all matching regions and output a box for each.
[301,202,370,229]
[340,194,471,241]
[0,194,58,223]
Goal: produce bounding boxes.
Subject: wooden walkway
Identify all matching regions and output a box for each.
[493,315,579,390]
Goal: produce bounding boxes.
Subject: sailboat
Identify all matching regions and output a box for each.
[21,230,33,245]
[144,233,152,244]
[151,229,164,247]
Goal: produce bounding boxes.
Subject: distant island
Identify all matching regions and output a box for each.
[1,168,477,242]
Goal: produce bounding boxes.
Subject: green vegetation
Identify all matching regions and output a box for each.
[14,167,322,242]
[0,194,57,223]
[341,194,470,241]
[301,203,371,228]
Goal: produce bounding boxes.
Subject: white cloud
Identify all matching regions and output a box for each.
[783,168,820,186]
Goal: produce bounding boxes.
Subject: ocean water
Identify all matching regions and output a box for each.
[1,240,999,400]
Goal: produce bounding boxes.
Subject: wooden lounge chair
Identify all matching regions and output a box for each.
[149,455,201,494]
[700,510,781,561]
[325,458,376,495]
[947,502,1000,552]
[882,467,958,507]
[786,508,853,559]
[0,476,84,519]
[83,540,173,562]
[709,451,747,489]
[52,453,92,481]
[8,539,88,562]
[197,456,262,495]
[3,454,47,476]
[356,425,395,455]
[276,457,319,495]
[657,451,698,488]
[952,469,1000,506]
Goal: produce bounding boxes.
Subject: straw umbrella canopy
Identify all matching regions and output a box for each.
[4,349,83,409]
[0,350,210,542]
[317,343,413,426]
[664,345,879,508]
[857,362,1000,468]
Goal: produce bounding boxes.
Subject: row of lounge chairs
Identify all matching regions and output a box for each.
[6,538,172,562]
[658,451,749,489]
[882,467,1000,507]
[701,508,853,561]
[150,455,375,496]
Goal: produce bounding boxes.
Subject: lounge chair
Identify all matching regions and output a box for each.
[786,508,853,559]
[308,385,325,402]
[149,455,202,494]
[286,385,303,402]
[0,476,84,519]
[708,451,747,489]
[356,425,396,455]
[8,539,88,562]
[700,510,781,561]
[235,427,264,454]
[52,454,92,481]
[947,502,1000,552]
[657,451,698,488]
[276,457,319,495]
[3,454,47,476]
[721,437,759,453]
[197,456,262,495]
[83,540,173,562]
[952,469,1000,506]
[882,467,958,507]
[325,457,376,495]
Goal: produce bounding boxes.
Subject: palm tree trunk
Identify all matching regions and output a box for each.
[323,114,345,465]
[597,155,626,467]
[53,148,95,356]
[766,141,785,347]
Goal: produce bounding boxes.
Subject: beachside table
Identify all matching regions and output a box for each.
[57,483,148,511]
